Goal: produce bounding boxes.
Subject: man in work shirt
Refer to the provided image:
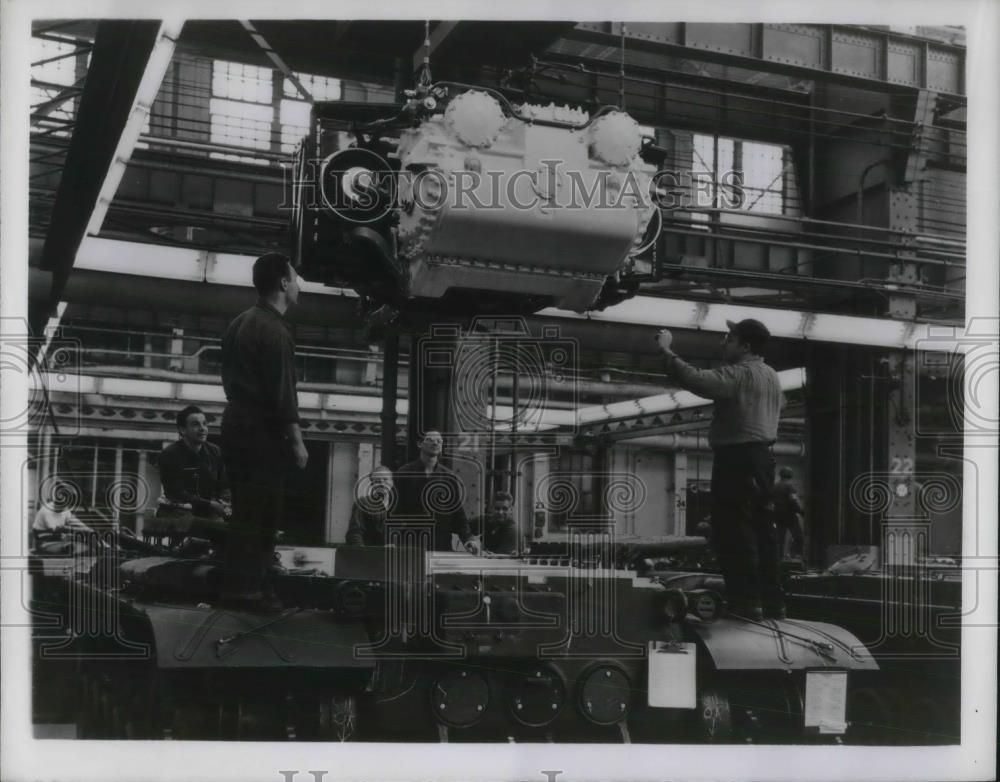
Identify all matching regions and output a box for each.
[154,405,230,547]
[220,252,308,610]
[483,490,521,555]
[394,431,480,554]
[656,318,785,620]
[345,465,395,546]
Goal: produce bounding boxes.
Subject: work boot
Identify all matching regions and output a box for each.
[258,582,284,612]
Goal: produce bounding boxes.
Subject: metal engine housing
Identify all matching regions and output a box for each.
[394,92,657,312]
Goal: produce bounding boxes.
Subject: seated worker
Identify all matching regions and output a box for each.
[483,490,522,555]
[154,405,231,547]
[32,480,94,550]
[345,465,395,546]
[393,431,480,554]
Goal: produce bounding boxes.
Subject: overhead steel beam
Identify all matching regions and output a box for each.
[239,19,312,101]
[540,297,963,353]
[35,19,180,334]
[560,23,965,100]
[51,237,966,354]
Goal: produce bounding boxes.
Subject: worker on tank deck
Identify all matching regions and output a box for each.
[153,405,231,548]
[345,465,395,546]
[483,490,522,555]
[656,318,786,621]
[773,466,806,559]
[31,480,95,551]
[220,252,308,611]
[393,431,480,554]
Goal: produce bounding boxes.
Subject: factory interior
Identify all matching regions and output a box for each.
[12,17,989,753]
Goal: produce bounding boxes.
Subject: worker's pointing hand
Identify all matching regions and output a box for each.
[655,329,674,354]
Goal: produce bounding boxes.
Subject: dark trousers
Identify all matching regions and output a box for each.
[710,443,784,610]
[776,514,805,557]
[221,409,285,598]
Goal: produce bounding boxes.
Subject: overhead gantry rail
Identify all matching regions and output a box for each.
[558,23,964,99]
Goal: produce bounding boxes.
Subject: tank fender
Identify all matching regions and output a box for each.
[138,604,374,670]
[689,617,879,671]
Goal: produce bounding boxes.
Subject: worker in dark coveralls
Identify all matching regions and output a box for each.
[773,466,806,559]
[345,465,395,546]
[656,318,785,620]
[220,252,308,610]
[154,405,231,547]
[393,431,480,554]
[483,490,520,554]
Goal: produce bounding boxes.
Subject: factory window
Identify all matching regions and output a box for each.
[209,59,276,154]
[279,98,312,153]
[212,59,273,104]
[740,141,786,215]
[546,450,597,531]
[692,134,789,216]
[39,439,156,535]
[209,98,273,151]
[283,72,341,101]
[30,37,82,133]
[279,72,342,153]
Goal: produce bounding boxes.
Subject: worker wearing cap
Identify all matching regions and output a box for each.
[656,318,786,620]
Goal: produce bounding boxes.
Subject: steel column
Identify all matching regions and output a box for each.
[380,328,400,469]
[34,20,169,337]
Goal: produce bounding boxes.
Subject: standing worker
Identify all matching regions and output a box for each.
[220,252,308,610]
[773,466,806,559]
[394,431,480,554]
[656,319,785,620]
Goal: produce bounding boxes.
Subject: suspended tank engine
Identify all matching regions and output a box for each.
[292,87,661,316]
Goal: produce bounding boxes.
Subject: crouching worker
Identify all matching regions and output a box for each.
[483,490,524,555]
[153,405,231,548]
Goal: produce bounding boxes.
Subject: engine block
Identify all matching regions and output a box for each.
[393,92,657,312]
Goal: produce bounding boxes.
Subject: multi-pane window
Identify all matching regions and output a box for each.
[42,439,152,533]
[692,134,788,216]
[279,72,341,153]
[283,73,341,101]
[279,99,312,153]
[547,450,597,531]
[740,141,785,214]
[212,59,273,103]
[692,134,736,212]
[210,59,274,152]
[31,37,82,133]
[209,98,273,150]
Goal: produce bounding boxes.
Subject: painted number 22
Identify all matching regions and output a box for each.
[890,457,914,474]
